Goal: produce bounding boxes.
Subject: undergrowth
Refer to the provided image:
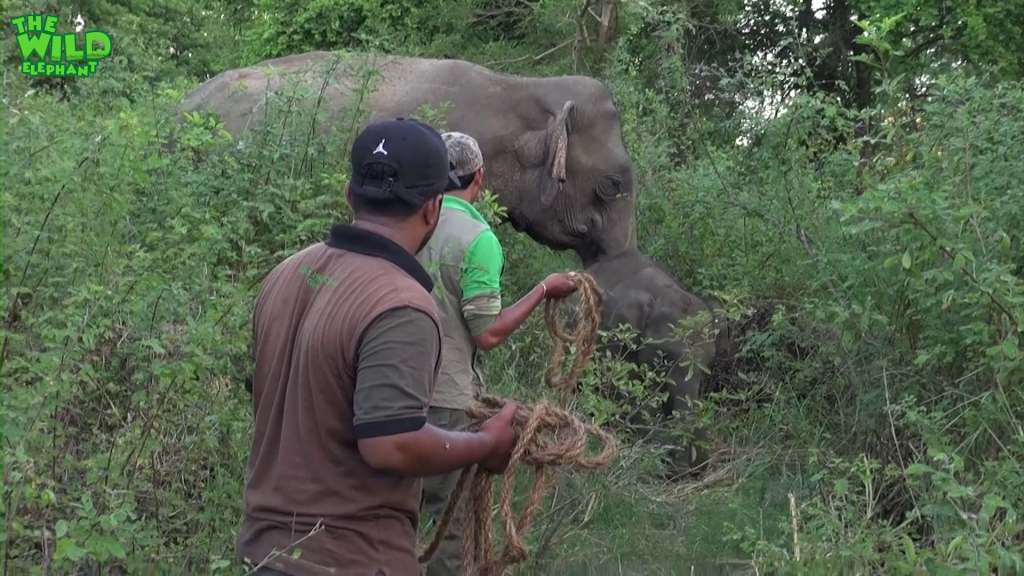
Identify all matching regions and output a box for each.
[2,49,1023,576]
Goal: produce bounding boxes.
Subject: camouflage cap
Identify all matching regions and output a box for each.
[442,132,484,178]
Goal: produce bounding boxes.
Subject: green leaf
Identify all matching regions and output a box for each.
[54,538,87,562]
[946,535,965,556]
[55,519,69,538]
[946,484,974,498]
[141,338,167,355]
[841,330,853,349]
[979,494,1008,523]
[1003,338,1019,360]
[834,478,849,497]
[106,538,127,560]
[904,463,932,476]
[901,249,912,269]
[900,534,916,562]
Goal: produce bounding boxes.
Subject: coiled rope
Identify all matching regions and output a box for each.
[418,272,618,575]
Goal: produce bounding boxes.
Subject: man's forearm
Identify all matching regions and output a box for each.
[475,284,545,351]
[358,423,495,477]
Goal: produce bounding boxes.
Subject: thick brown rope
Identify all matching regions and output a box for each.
[418,272,617,576]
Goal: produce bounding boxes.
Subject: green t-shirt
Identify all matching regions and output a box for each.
[441,195,504,335]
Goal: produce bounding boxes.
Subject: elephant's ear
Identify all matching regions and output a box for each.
[540,100,576,208]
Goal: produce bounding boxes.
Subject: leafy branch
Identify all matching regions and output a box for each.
[904,209,1020,329]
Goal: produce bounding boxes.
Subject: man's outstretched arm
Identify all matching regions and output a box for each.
[457,230,541,351]
[460,231,575,351]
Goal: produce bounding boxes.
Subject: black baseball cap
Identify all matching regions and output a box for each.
[349,117,462,208]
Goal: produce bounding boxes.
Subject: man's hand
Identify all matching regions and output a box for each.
[478,402,519,473]
[541,272,579,300]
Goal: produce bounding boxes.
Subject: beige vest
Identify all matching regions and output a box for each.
[417,207,491,409]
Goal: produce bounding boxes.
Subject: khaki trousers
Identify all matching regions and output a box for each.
[420,407,472,576]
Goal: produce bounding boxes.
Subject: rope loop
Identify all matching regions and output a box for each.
[418,272,617,576]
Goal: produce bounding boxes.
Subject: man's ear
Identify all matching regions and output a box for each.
[424,195,443,225]
[469,168,484,197]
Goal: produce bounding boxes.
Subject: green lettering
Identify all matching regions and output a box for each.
[76,64,89,77]
[64,63,75,75]
[27,14,42,32]
[87,61,97,73]
[45,63,55,75]
[50,34,61,61]
[21,61,31,74]
[10,16,27,34]
[43,15,58,33]
[85,31,111,60]
[63,33,84,60]
[16,31,50,61]
[54,64,64,75]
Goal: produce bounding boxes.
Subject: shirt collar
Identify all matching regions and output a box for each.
[325,224,434,292]
[441,194,489,226]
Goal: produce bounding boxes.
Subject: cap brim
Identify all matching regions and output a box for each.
[444,172,463,192]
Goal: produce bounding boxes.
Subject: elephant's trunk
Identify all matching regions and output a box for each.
[580,203,638,267]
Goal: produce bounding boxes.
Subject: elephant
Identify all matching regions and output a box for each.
[174,51,639,266]
[581,249,733,476]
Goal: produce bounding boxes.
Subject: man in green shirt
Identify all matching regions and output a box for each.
[416,132,579,575]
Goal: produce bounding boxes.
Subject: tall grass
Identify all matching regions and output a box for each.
[2,55,1022,574]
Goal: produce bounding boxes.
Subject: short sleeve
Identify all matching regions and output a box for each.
[352,307,441,439]
[460,230,503,336]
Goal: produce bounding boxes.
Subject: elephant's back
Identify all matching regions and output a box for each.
[176,51,388,133]
[177,52,346,109]
[363,58,517,123]
[176,51,524,138]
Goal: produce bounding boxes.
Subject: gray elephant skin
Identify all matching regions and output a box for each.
[583,250,733,476]
[175,51,639,265]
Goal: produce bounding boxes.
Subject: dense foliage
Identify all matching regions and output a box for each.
[2,0,1022,573]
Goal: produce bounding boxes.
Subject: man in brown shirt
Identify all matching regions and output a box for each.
[238,117,519,576]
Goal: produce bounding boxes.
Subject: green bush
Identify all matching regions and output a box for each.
[2,2,1023,571]
[0,76,367,571]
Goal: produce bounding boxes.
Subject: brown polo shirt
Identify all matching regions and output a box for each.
[237,224,443,576]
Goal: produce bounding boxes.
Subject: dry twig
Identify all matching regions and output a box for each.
[788,493,801,562]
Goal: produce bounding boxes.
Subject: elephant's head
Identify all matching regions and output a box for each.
[502,84,638,267]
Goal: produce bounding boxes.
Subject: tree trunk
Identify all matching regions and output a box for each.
[598,0,619,49]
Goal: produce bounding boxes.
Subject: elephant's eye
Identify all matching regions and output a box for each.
[596,173,623,203]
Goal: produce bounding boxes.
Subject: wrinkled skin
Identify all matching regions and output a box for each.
[175,51,639,265]
[583,250,732,476]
